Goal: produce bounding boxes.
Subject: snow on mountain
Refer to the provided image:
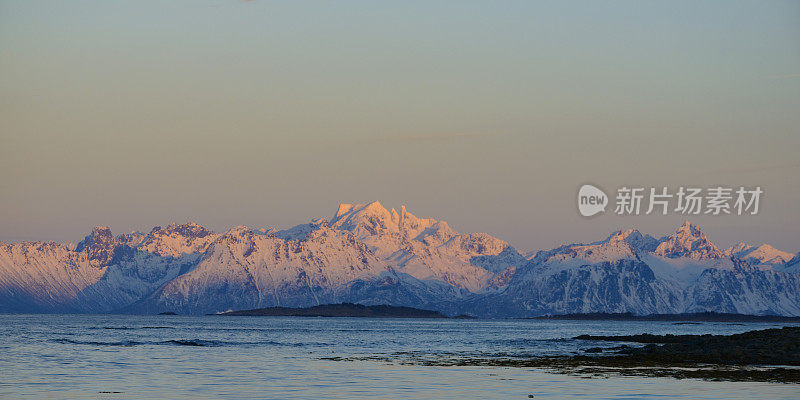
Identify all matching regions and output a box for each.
[0,207,798,316]
[685,258,800,315]
[136,222,219,257]
[0,240,106,312]
[490,259,683,316]
[132,222,457,315]
[653,221,723,260]
[607,229,661,252]
[468,222,799,317]
[0,203,511,314]
[783,253,800,274]
[330,201,525,291]
[75,226,119,267]
[724,242,795,267]
[526,229,647,272]
[0,223,221,313]
[492,228,682,317]
[117,231,147,248]
[638,253,730,288]
[70,223,221,313]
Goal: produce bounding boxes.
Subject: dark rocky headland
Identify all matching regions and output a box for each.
[531,312,800,323]
[575,326,800,366]
[217,303,452,318]
[328,326,800,383]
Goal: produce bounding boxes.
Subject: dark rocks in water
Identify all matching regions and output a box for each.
[217,303,449,318]
[584,347,603,353]
[531,311,800,323]
[575,333,700,344]
[158,311,177,315]
[334,326,800,383]
[577,326,800,366]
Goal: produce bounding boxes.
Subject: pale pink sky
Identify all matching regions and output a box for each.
[1,1,799,253]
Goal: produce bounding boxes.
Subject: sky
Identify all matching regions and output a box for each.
[1,0,799,252]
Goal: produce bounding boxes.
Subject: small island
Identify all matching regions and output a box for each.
[216,303,455,318]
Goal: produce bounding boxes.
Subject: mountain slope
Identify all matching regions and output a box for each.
[0,205,798,316]
[653,221,723,260]
[131,223,409,314]
[0,240,104,312]
[330,202,525,291]
[468,222,800,317]
[725,242,795,267]
[128,219,466,314]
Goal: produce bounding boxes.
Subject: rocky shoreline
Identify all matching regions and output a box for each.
[532,312,800,323]
[575,326,800,366]
[326,327,800,383]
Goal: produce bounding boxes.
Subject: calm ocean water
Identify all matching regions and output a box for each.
[0,314,797,399]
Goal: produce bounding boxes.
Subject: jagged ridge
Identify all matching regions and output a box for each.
[0,204,798,316]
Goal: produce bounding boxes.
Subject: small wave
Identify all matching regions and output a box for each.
[53,338,217,347]
[54,338,222,347]
[163,339,216,347]
[100,326,175,330]
[51,338,309,347]
[494,338,569,347]
[53,339,143,346]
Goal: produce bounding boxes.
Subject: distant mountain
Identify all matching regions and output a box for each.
[1,204,798,316]
[724,242,795,268]
[329,202,525,291]
[653,221,723,260]
[470,221,800,317]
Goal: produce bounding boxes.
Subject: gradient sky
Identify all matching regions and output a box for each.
[1,0,799,252]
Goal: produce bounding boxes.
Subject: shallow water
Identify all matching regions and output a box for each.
[0,314,797,399]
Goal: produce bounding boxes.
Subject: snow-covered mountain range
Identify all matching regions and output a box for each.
[1,202,798,316]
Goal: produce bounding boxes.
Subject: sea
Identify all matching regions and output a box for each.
[0,314,798,399]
